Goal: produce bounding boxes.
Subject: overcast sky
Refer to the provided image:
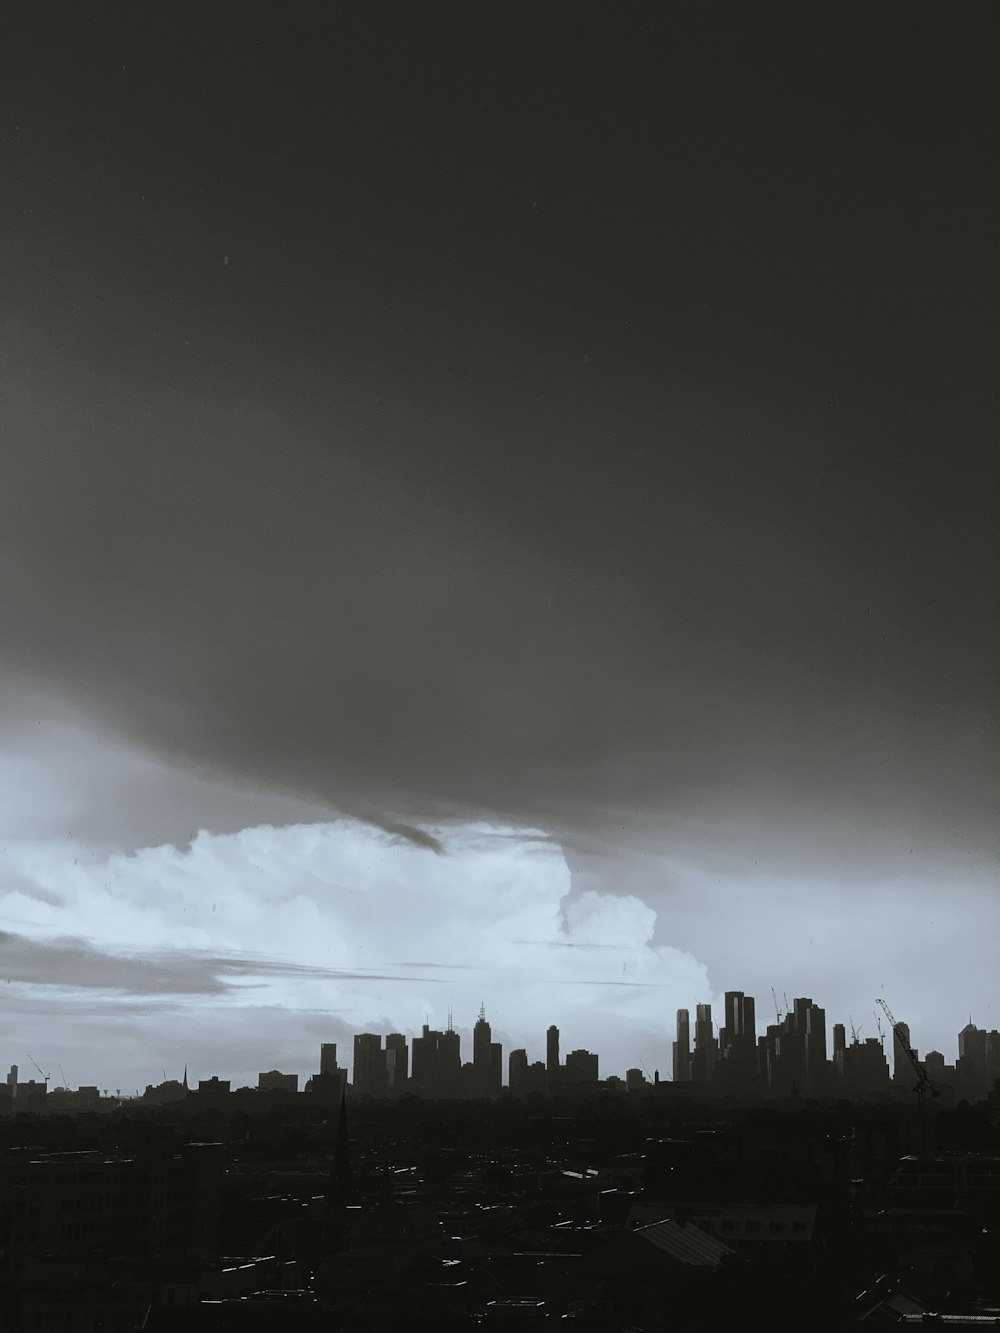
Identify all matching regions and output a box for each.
[1,4,997,1092]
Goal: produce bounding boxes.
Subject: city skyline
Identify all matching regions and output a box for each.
[5,975,998,1098]
[1,8,996,1096]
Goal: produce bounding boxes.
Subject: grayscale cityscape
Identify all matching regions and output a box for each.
[2,0,995,1328]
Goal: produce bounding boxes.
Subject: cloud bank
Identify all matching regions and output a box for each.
[0,818,711,1089]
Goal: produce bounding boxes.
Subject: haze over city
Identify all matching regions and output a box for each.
[1,5,996,1094]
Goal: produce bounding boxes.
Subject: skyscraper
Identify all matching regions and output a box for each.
[320,1043,339,1075]
[833,1023,846,1079]
[546,1025,560,1073]
[353,1033,387,1098]
[385,1033,408,1093]
[692,1003,718,1082]
[673,1009,691,1083]
[509,1048,528,1095]
[564,1049,599,1083]
[472,1005,501,1095]
[719,991,757,1089]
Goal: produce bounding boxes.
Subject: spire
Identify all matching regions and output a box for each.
[479,1001,486,1022]
[182,1064,188,1091]
[447,1005,453,1032]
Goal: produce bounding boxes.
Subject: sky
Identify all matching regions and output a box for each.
[0,4,997,1092]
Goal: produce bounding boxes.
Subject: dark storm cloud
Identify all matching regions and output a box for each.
[0,6,996,856]
[0,931,448,995]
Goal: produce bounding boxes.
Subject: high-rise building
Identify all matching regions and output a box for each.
[353,1033,387,1098]
[320,1043,339,1075]
[473,1004,492,1069]
[957,1022,988,1097]
[986,1031,1000,1087]
[673,1009,691,1083]
[833,1023,846,1078]
[890,1022,912,1083]
[692,1003,718,1082]
[546,1025,560,1073]
[385,1033,408,1093]
[509,1048,528,1095]
[842,1037,889,1095]
[718,992,758,1090]
[411,1023,462,1097]
[469,1004,501,1094]
[565,1049,599,1083]
[803,1003,827,1093]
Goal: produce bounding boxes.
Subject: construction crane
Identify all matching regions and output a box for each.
[26,1054,49,1085]
[874,1010,885,1050]
[771,987,783,1023]
[59,1065,69,1091]
[876,998,939,1100]
[849,1016,860,1044]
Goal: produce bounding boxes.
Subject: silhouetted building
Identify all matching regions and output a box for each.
[565,1049,599,1083]
[957,1021,988,1097]
[320,1042,339,1075]
[546,1024,560,1073]
[141,1079,187,1105]
[353,1033,387,1097]
[258,1069,298,1093]
[192,1077,230,1103]
[385,1032,408,1093]
[469,1005,502,1095]
[718,991,758,1091]
[692,1003,718,1082]
[673,1008,691,1083]
[411,1023,461,1097]
[509,1048,528,1095]
[987,1029,1000,1086]
[890,1021,912,1083]
[841,1037,889,1095]
[832,1023,846,1078]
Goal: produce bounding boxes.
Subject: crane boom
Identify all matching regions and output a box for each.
[26,1053,49,1082]
[875,998,939,1098]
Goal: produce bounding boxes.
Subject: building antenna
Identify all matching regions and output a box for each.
[447,1005,453,1033]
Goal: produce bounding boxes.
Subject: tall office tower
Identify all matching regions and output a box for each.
[320,1043,339,1075]
[719,991,758,1089]
[957,1022,988,1097]
[353,1033,387,1097]
[986,1030,1000,1085]
[804,1004,827,1093]
[842,1037,889,1094]
[490,1042,503,1093]
[509,1048,528,1096]
[547,1025,560,1073]
[440,1027,462,1082]
[691,1003,718,1082]
[723,991,744,1043]
[564,1049,599,1083]
[410,1024,461,1097]
[923,1050,946,1083]
[385,1033,408,1093]
[783,998,827,1094]
[473,1004,492,1064]
[470,1005,501,1095]
[890,1021,912,1082]
[673,1009,691,1082]
[833,1023,846,1078]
